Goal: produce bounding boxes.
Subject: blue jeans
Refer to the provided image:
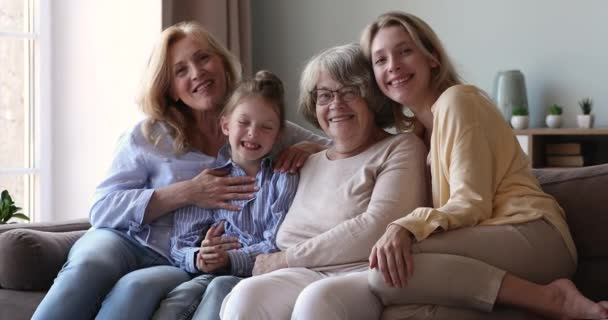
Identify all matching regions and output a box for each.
[153,274,242,320]
[32,228,190,320]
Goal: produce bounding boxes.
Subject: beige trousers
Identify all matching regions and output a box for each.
[369,219,576,319]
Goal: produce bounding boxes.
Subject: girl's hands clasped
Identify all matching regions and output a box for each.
[190,168,257,210]
[369,224,415,288]
[196,222,241,273]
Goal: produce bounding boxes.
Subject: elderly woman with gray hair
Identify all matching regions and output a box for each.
[220,43,427,320]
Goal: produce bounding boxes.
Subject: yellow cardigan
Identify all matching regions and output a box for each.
[392,85,577,261]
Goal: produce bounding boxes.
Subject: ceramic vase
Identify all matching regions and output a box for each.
[546,115,562,128]
[510,115,529,130]
[493,70,529,122]
[577,115,594,128]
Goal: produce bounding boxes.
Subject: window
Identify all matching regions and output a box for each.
[0,0,45,222]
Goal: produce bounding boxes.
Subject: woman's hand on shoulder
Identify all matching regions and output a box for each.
[370,224,415,288]
[274,141,325,174]
[196,222,240,273]
[189,168,257,210]
[252,251,287,276]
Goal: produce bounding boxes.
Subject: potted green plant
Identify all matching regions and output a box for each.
[510,106,529,130]
[0,190,30,224]
[546,104,563,128]
[577,98,594,129]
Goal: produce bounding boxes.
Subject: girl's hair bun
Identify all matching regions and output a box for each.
[254,70,284,100]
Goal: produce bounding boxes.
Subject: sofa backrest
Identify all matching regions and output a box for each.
[533,163,608,300]
[533,164,608,259]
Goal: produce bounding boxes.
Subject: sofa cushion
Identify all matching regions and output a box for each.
[532,164,608,259]
[533,164,608,301]
[0,289,45,320]
[382,304,543,320]
[574,259,608,301]
[0,218,90,235]
[0,229,86,290]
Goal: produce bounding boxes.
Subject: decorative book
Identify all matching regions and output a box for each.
[545,143,582,155]
[546,155,584,167]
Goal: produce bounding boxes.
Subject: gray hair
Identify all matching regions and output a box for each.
[298,43,397,129]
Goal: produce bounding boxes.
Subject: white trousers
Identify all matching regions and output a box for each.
[220,268,382,320]
[221,220,574,320]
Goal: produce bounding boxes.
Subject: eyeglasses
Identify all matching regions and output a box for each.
[310,86,361,106]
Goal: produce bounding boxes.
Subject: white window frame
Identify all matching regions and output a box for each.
[39,0,51,222]
[0,0,51,222]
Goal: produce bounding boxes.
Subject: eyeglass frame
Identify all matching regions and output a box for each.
[310,85,362,106]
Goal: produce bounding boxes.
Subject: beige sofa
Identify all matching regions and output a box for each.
[1,164,607,320]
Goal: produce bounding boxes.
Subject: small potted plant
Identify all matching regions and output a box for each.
[510,106,529,130]
[546,104,563,128]
[577,98,594,129]
[0,190,30,224]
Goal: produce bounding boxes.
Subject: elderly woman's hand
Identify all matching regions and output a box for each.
[189,168,257,211]
[369,224,415,288]
[274,142,325,173]
[252,252,287,276]
[196,222,240,273]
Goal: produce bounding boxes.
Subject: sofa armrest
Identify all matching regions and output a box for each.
[0,226,88,290]
[0,218,90,235]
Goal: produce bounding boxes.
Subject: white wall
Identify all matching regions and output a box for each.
[47,0,607,221]
[252,0,608,130]
[49,1,161,221]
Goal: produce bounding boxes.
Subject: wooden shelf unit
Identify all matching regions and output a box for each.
[514,128,608,168]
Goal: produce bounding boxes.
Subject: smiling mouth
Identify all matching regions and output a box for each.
[241,141,261,150]
[388,74,413,87]
[329,115,354,123]
[193,79,213,93]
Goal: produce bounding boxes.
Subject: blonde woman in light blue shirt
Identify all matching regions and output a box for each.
[32,22,327,320]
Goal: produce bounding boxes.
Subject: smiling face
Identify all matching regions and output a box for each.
[370,25,438,110]
[169,35,228,112]
[315,70,376,150]
[220,96,281,168]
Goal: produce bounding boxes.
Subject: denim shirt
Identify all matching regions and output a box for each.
[171,145,298,276]
[89,120,327,261]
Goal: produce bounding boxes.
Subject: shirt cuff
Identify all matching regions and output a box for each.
[129,188,155,232]
[284,247,299,268]
[227,249,252,277]
[391,217,441,242]
[185,247,200,274]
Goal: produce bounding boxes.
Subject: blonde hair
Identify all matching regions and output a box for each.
[138,21,242,154]
[298,43,403,130]
[222,70,286,130]
[360,11,463,127]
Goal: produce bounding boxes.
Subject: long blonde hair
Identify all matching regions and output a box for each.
[138,21,242,154]
[360,11,463,128]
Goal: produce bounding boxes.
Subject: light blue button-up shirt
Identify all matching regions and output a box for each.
[171,145,298,276]
[89,120,328,261]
